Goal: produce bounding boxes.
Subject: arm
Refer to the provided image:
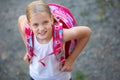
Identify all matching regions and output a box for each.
[18,15,32,64]
[18,15,28,45]
[61,26,91,71]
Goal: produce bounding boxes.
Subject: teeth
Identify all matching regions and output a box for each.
[39,31,46,35]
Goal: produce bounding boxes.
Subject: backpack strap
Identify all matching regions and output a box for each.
[25,24,35,58]
[48,3,77,60]
[53,22,65,65]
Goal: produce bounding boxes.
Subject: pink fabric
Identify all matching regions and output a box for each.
[25,3,77,66]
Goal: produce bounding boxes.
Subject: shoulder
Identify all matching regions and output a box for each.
[18,15,28,32]
[18,15,29,44]
[63,26,91,42]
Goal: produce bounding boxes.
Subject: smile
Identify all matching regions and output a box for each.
[39,31,47,36]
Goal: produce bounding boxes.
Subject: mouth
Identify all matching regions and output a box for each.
[38,31,47,36]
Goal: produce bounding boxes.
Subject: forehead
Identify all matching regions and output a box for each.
[30,12,51,22]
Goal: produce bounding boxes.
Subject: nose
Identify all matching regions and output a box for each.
[38,25,44,31]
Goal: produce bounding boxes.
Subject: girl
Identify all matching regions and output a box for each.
[18,0,91,80]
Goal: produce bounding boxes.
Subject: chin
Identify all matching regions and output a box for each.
[37,36,47,40]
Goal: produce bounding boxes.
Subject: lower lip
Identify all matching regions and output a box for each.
[39,32,46,36]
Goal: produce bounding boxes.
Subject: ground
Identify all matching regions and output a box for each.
[0,0,120,80]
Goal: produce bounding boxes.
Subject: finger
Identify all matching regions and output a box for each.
[61,65,67,72]
[67,66,72,72]
[28,58,32,64]
[62,65,73,72]
[23,55,32,64]
[67,65,73,71]
[65,66,71,72]
[26,54,32,64]
[23,56,27,62]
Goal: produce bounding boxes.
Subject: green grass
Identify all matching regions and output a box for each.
[73,71,85,80]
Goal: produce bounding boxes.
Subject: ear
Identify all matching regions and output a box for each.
[50,14,54,25]
[52,15,59,22]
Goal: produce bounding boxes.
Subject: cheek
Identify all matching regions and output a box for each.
[31,28,37,34]
[47,26,52,32]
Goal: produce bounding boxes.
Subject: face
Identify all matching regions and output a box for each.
[29,12,53,43]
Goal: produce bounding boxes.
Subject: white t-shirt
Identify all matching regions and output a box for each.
[29,36,71,80]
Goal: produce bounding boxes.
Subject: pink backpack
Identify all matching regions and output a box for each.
[25,3,77,66]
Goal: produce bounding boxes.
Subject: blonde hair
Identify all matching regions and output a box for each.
[26,0,51,22]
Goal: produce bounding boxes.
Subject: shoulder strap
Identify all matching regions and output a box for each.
[53,22,65,64]
[25,24,35,58]
[48,3,77,59]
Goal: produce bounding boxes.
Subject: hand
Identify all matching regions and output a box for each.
[60,58,74,72]
[23,52,32,64]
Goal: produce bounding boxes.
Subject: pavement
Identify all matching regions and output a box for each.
[0,0,120,80]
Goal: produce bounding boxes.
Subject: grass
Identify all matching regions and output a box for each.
[73,71,85,80]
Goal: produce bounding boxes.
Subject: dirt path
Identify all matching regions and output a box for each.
[0,0,120,80]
